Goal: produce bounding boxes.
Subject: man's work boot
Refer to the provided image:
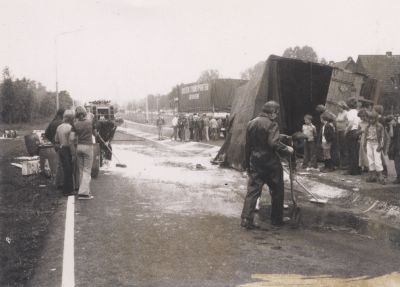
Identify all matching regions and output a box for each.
[240,218,259,230]
[377,171,386,185]
[366,171,377,183]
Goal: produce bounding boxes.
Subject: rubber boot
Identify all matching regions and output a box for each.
[366,171,377,183]
[377,171,386,185]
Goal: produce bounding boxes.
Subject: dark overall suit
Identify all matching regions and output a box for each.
[241,113,289,225]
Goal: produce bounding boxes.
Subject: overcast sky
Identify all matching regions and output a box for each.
[1,0,399,104]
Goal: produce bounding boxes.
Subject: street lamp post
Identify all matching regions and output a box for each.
[54,28,84,111]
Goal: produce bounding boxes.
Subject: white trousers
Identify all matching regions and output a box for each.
[77,144,94,195]
[366,141,383,172]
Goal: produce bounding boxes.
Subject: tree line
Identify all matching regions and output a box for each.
[0,67,73,124]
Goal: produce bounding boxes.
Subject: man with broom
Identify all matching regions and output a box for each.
[241,101,293,229]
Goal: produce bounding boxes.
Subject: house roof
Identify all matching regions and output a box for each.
[356,53,400,94]
[333,57,356,71]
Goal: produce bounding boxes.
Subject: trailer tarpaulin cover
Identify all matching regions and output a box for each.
[221,55,333,170]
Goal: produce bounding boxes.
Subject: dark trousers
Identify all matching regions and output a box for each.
[241,165,284,225]
[337,130,348,167]
[172,127,178,140]
[303,141,317,168]
[59,146,74,195]
[189,128,194,140]
[395,153,400,179]
[346,130,361,175]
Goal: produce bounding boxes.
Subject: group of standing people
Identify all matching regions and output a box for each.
[155,113,228,142]
[300,97,400,185]
[45,106,96,199]
[169,113,228,142]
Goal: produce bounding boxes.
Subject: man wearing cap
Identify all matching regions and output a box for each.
[241,101,294,228]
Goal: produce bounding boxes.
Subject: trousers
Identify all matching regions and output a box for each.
[241,164,284,224]
[59,146,73,195]
[366,141,383,172]
[77,144,93,196]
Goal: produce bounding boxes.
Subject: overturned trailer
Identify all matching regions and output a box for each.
[218,55,333,170]
[325,67,378,114]
[217,55,377,170]
[178,79,247,113]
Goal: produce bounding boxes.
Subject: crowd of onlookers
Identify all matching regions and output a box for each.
[156,113,230,142]
[299,97,400,185]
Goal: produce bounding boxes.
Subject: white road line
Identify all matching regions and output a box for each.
[62,195,75,287]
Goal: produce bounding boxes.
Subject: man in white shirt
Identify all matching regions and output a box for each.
[171,115,178,141]
[345,98,362,175]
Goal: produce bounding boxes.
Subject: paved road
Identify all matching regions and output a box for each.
[31,131,400,287]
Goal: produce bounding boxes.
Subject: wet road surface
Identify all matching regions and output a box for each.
[33,131,400,286]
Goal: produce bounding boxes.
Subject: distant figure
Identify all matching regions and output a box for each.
[336,101,349,169]
[203,114,210,141]
[171,114,178,141]
[178,114,187,141]
[188,114,194,140]
[318,112,336,172]
[301,114,317,169]
[390,115,400,184]
[193,114,200,141]
[209,117,219,141]
[156,114,165,140]
[358,109,369,172]
[345,98,362,175]
[363,111,385,184]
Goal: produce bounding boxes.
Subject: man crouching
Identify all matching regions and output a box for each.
[241,101,293,229]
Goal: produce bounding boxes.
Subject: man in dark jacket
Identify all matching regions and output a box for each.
[45,108,65,143]
[44,108,65,187]
[241,101,293,228]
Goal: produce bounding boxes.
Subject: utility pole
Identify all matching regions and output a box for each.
[54,28,84,111]
[145,95,149,123]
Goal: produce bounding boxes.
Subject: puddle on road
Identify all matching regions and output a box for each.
[107,143,400,248]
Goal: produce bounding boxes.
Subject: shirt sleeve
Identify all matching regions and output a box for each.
[244,123,251,169]
[268,122,288,153]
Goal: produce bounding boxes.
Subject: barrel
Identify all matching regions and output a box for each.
[24,134,41,156]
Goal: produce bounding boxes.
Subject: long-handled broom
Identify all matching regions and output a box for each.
[97,135,127,168]
[282,165,327,204]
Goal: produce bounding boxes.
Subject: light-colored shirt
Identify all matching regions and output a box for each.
[210,118,218,129]
[302,123,316,142]
[322,124,326,143]
[336,110,348,131]
[55,123,73,146]
[347,109,361,131]
[172,117,178,127]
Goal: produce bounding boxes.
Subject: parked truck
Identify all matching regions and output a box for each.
[84,100,123,171]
